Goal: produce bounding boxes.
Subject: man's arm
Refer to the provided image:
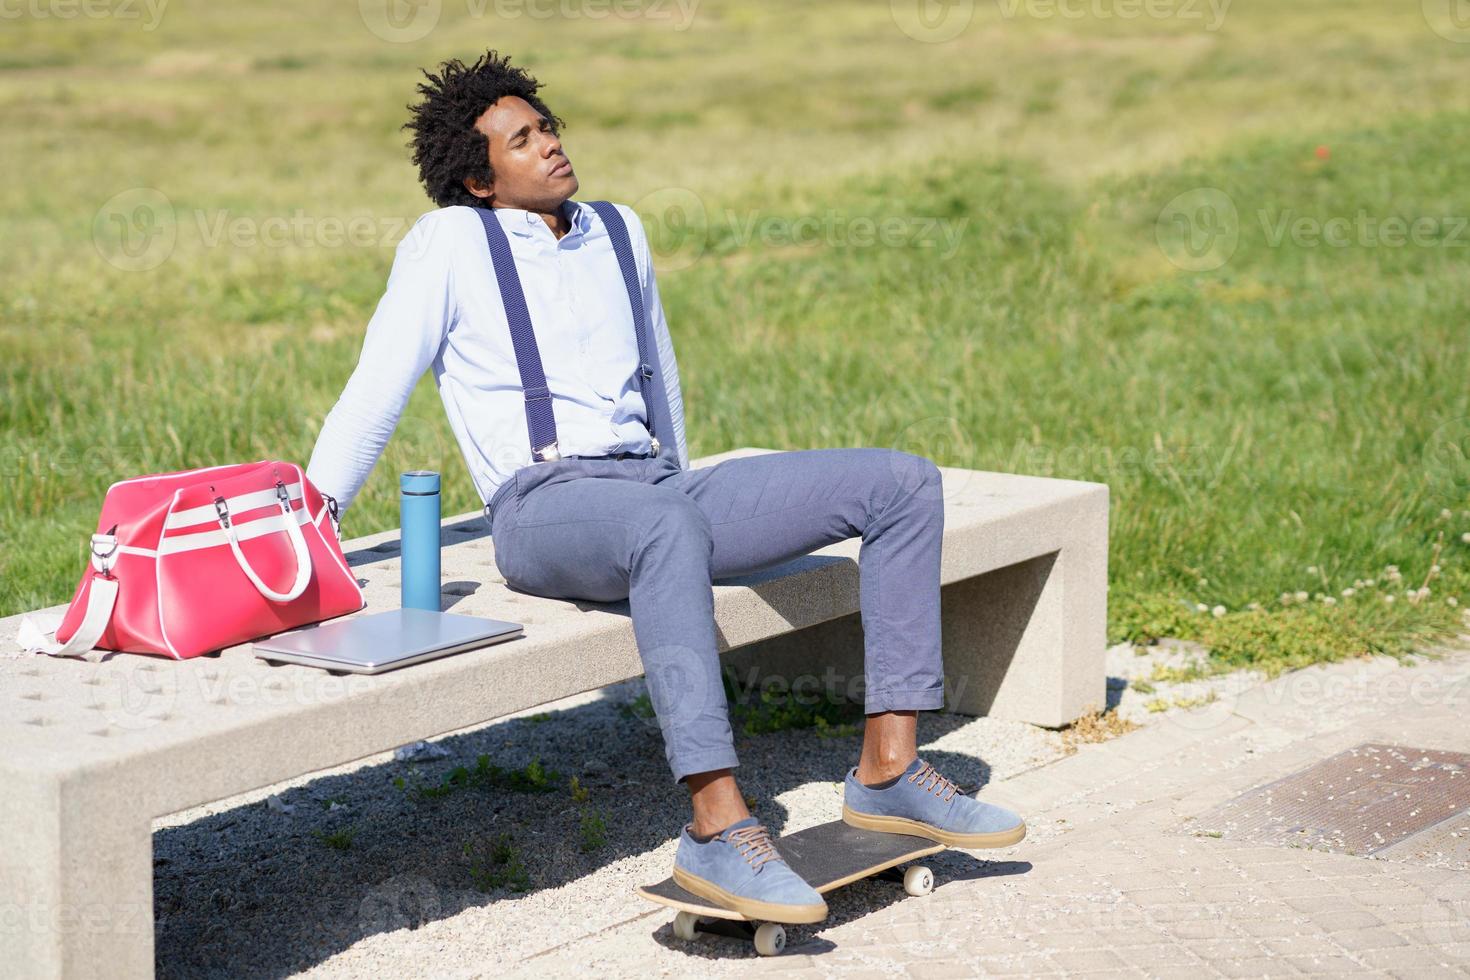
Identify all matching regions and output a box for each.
[305,210,457,519]
[622,205,691,471]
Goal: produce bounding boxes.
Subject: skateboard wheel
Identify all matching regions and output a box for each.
[904,865,934,896]
[672,911,699,941]
[753,922,786,956]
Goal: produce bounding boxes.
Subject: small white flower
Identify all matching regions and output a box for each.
[1386,564,1399,573]
[1212,605,1226,618]
[1198,577,1209,587]
[1431,564,1442,575]
[1385,594,1395,604]
[1462,532,1470,544]
[1441,509,1454,521]
[1342,588,1356,598]
[1195,603,1209,613]
[1307,565,1318,574]
[1294,591,1309,602]
[1365,579,1376,588]
[1247,601,1262,611]
[1449,597,1460,608]
[1323,596,1336,606]
[1280,592,1292,604]
[1418,587,1431,598]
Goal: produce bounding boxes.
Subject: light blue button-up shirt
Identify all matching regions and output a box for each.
[305,199,689,517]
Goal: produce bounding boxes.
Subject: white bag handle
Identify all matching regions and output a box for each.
[215,481,313,603]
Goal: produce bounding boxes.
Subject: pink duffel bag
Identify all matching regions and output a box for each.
[18,460,366,661]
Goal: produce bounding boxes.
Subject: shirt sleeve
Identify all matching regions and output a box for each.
[622,204,690,471]
[305,211,457,518]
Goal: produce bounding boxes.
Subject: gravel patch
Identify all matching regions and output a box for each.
[151,674,1068,977]
[150,642,1276,976]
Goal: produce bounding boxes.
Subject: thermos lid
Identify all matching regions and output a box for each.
[400,470,441,494]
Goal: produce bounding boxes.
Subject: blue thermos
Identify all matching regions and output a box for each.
[400,470,441,611]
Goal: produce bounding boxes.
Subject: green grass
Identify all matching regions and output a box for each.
[392,755,562,802]
[310,825,357,851]
[3,0,1468,675]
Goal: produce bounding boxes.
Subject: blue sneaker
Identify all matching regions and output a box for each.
[842,756,1026,848]
[672,816,828,924]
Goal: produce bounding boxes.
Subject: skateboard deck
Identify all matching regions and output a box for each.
[639,818,944,924]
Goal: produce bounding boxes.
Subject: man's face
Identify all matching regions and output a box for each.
[465,95,577,210]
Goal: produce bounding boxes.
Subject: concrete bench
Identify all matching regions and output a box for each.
[0,446,1107,978]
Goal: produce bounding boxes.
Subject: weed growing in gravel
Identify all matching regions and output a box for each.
[394,755,563,802]
[578,810,608,854]
[463,834,530,893]
[311,826,356,851]
[620,674,866,738]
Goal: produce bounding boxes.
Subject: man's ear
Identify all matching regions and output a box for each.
[462,174,493,202]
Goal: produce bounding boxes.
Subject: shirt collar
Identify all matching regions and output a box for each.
[498,198,589,240]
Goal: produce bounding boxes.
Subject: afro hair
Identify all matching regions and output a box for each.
[402,49,566,209]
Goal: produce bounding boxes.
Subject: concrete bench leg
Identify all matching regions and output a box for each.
[722,536,1108,729]
[2,772,154,979]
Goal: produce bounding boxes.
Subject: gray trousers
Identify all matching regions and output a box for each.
[484,447,947,784]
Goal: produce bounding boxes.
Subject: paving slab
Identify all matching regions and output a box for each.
[507,642,1470,978]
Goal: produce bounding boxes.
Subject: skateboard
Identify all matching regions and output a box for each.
[638,818,945,956]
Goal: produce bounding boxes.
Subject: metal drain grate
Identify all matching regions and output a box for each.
[1194,742,1470,856]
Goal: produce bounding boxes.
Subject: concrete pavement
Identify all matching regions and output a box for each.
[514,642,1470,977]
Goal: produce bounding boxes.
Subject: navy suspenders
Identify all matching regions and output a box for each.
[474,201,673,466]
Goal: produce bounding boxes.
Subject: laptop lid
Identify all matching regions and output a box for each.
[251,608,524,674]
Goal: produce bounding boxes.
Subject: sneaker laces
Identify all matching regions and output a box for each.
[726,823,780,871]
[908,760,961,803]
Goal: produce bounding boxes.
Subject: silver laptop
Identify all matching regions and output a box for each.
[252,608,524,674]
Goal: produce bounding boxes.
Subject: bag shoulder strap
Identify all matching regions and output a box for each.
[16,529,122,662]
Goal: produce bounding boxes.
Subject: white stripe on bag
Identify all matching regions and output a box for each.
[164,482,304,530]
[159,504,314,555]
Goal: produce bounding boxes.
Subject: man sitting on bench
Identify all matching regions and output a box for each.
[306,48,1025,924]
